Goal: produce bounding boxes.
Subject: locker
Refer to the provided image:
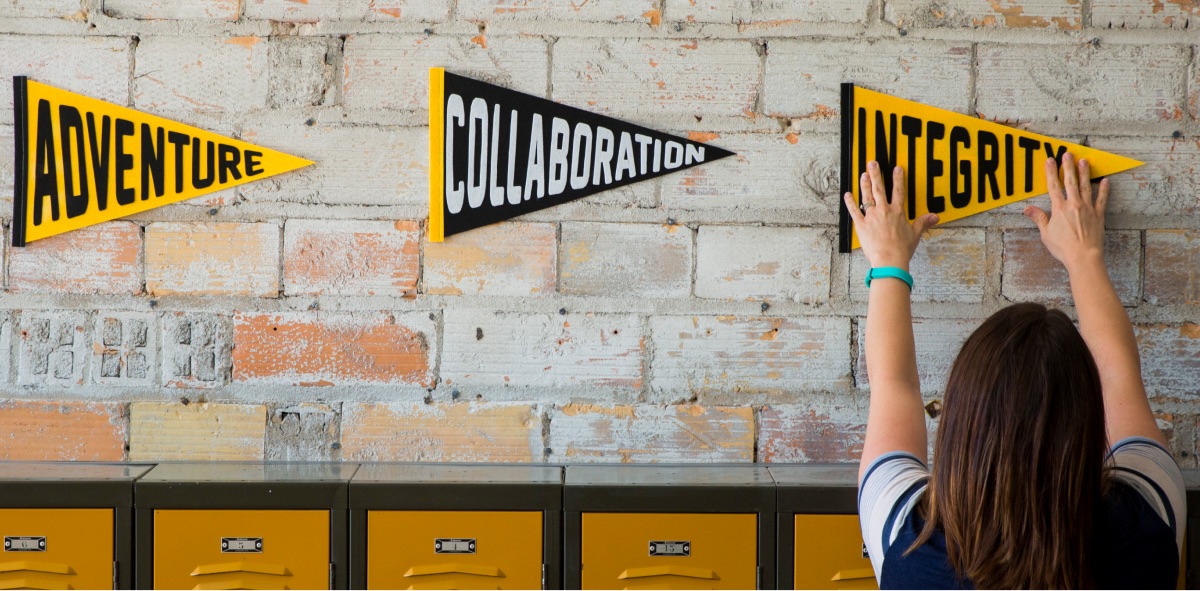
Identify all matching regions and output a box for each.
[792,514,875,590]
[769,464,863,590]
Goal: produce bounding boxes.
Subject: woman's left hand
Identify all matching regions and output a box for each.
[842,161,939,269]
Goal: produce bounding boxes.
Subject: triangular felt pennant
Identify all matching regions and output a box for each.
[428,68,736,241]
[838,83,1142,252]
[11,77,313,246]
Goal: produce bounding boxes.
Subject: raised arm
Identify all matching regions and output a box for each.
[1024,153,1165,447]
[847,161,940,480]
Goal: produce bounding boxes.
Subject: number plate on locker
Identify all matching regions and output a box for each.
[221,537,263,553]
[4,536,45,552]
[435,538,476,554]
[649,540,690,557]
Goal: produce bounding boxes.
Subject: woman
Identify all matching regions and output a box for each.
[850,154,1186,589]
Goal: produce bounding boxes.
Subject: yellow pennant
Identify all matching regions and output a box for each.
[839,84,1142,252]
[11,77,313,246]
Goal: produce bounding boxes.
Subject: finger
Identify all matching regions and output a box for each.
[843,192,865,225]
[1095,178,1110,218]
[1077,158,1093,208]
[892,166,907,214]
[1024,205,1050,233]
[912,213,939,237]
[867,161,888,206]
[859,171,872,210]
[1061,152,1079,202]
[1044,157,1065,212]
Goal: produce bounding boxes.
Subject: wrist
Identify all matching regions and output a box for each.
[1063,250,1106,276]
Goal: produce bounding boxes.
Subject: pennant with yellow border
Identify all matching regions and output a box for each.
[12,77,313,246]
[839,84,1142,252]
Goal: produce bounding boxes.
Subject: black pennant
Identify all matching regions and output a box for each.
[429,69,736,241]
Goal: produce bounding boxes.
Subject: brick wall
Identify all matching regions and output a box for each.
[1,0,1197,466]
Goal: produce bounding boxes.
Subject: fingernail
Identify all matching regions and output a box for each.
[868,161,878,170]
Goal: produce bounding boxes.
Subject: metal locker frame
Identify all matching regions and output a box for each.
[133,462,358,589]
[769,464,862,590]
[348,463,564,589]
[1185,469,1199,590]
[563,465,777,590]
[0,462,152,589]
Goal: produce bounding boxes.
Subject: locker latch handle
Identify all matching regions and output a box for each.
[0,575,72,590]
[191,580,289,591]
[618,566,717,580]
[831,568,876,581]
[404,564,503,578]
[190,562,291,577]
[0,561,74,575]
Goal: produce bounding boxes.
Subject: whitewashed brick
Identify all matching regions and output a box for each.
[424,222,557,297]
[244,0,365,21]
[850,228,987,303]
[662,132,839,218]
[283,219,420,297]
[548,404,754,463]
[1091,137,1200,217]
[18,311,89,387]
[856,318,977,394]
[342,402,539,462]
[268,37,335,108]
[976,44,1188,123]
[666,0,870,24]
[560,222,692,298]
[145,222,280,297]
[0,0,84,18]
[1144,230,1200,306]
[696,226,830,303]
[0,36,129,125]
[0,312,12,385]
[0,125,12,203]
[1001,229,1141,306]
[129,402,265,461]
[92,313,157,386]
[759,403,868,463]
[366,0,452,21]
[343,35,547,112]
[764,40,972,119]
[650,315,852,396]
[1092,1,1198,29]
[884,0,1080,29]
[104,0,239,20]
[442,310,644,393]
[134,36,269,113]
[1137,324,1200,400]
[459,0,657,21]
[552,38,759,119]
[238,124,426,206]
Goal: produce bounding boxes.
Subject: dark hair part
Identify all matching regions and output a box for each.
[911,302,1108,589]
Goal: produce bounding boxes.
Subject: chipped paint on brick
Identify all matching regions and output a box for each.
[759,404,867,463]
[129,402,266,461]
[857,318,977,394]
[1137,324,1200,400]
[560,222,692,297]
[146,222,280,297]
[548,404,754,463]
[1003,229,1140,306]
[425,222,556,296]
[851,228,987,304]
[284,219,420,296]
[0,400,127,461]
[8,222,143,295]
[1144,230,1200,305]
[696,226,831,303]
[341,402,540,462]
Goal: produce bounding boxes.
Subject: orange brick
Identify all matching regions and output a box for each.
[341,402,540,462]
[758,404,867,463]
[0,401,127,461]
[146,222,280,297]
[129,402,266,461]
[547,404,754,463]
[284,219,420,296]
[8,222,143,295]
[232,312,435,386]
[1144,230,1200,306]
[425,222,556,296]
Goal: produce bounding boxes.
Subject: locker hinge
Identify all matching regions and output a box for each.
[756,565,761,589]
[328,563,335,590]
[541,563,546,589]
[113,561,118,589]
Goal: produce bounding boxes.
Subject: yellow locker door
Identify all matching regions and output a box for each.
[581,513,757,590]
[154,509,329,589]
[367,510,543,590]
[793,514,877,590]
[0,508,113,590]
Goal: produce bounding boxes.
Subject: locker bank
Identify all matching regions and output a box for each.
[770,464,874,590]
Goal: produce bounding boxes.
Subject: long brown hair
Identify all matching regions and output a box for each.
[911,303,1108,589]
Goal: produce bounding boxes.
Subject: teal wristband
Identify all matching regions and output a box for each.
[865,267,913,290]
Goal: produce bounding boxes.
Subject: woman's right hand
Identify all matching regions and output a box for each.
[1024,152,1108,272]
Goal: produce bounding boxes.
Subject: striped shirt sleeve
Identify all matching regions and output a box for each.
[1107,436,1187,556]
[858,452,930,582]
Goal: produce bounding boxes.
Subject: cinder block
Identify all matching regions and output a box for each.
[425,222,556,296]
[18,311,88,387]
[0,0,86,18]
[1145,230,1200,306]
[266,403,340,461]
[341,402,540,461]
[238,124,427,206]
[8,222,143,295]
[267,37,336,108]
[92,313,157,386]
[560,222,692,297]
[161,312,233,389]
[1137,323,1200,400]
[343,35,547,112]
[758,404,867,463]
[284,219,420,297]
[146,222,280,297]
[129,402,266,461]
[133,36,269,113]
[0,401,127,461]
[850,228,987,304]
[1092,0,1198,29]
[665,0,871,24]
[696,225,831,303]
[104,0,240,20]
[856,318,978,393]
[0,36,129,126]
[650,315,852,396]
[547,404,754,463]
[552,38,759,118]
[883,0,1080,29]
[441,310,643,392]
[458,0,657,21]
[661,132,839,219]
[1090,137,1200,217]
[764,40,972,118]
[1002,229,1140,306]
[976,44,1188,123]
[232,311,435,386]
